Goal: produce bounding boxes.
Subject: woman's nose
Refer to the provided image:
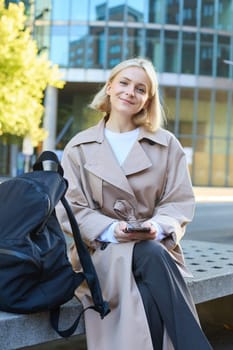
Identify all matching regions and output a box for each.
[126,85,135,96]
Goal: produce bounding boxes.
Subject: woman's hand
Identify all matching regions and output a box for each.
[114,221,157,242]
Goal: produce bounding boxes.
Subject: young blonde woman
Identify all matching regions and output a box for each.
[57,57,213,350]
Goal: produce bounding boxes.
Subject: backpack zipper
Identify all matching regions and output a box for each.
[15,176,51,216]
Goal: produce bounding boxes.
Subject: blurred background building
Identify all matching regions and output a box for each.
[1,0,233,187]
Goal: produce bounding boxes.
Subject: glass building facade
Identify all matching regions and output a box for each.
[1,0,233,186]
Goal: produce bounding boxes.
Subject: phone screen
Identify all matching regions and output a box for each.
[124,227,150,233]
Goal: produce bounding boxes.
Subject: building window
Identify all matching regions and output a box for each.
[145,29,161,70]
[201,2,214,27]
[164,30,179,73]
[218,0,233,30]
[148,0,164,24]
[166,0,180,24]
[182,32,196,74]
[50,25,69,67]
[107,28,123,68]
[110,45,121,54]
[70,0,89,21]
[217,35,231,77]
[51,0,69,21]
[199,34,214,76]
[109,58,121,67]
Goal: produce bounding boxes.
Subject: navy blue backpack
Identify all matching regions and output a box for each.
[0,151,110,337]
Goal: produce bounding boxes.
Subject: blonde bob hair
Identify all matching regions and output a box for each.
[89,57,165,132]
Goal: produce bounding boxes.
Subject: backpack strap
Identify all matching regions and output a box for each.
[61,196,110,319]
[50,272,87,338]
[36,151,110,337]
[50,303,86,338]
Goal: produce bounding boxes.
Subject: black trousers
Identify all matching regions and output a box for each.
[132,240,213,350]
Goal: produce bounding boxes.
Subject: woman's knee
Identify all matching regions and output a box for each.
[133,240,168,266]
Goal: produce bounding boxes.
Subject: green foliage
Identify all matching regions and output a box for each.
[0,0,65,146]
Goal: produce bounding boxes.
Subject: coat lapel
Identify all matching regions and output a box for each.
[121,141,152,175]
[72,118,167,196]
[84,139,135,196]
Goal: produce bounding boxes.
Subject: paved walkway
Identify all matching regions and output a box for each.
[194,186,233,202]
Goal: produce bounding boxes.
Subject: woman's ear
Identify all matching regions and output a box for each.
[106,83,111,96]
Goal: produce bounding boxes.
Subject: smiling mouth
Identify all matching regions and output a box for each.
[120,98,134,105]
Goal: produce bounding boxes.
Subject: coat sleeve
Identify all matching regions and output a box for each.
[151,135,195,251]
[56,144,116,246]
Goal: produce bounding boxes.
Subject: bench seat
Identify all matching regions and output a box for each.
[182,240,233,303]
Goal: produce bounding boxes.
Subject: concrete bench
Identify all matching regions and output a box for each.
[182,240,233,304]
[0,240,233,349]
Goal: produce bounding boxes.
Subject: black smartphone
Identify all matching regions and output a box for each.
[124,226,151,233]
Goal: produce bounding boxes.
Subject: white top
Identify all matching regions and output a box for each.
[105,127,139,166]
[98,128,164,243]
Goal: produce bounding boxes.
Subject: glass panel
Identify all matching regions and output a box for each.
[126,28,144,59]
[201,0,214,28]
[107,27,123,68]
[183,1,197,26]
[165,88,195,175]
[88,26,106,68]
[127,0,145,22]
[69,25,105,68]
[213,91,228,137]
[218,0,233,31]
[164,88,209,185]
[163,87,176,133]
[197,89,211,138]
[71,88,102,133]
[90,0,108,21]
[50,25,69,67]
[57,83,102,148]
[34,25,50,55]
[193,140,210,185]
[179,89,195,143]
[165,0,180,24]
[51,0,70,21]
[217,35,230,77]
[194,89,211,185]
[68,26,89,68]
[212,139,226,186]
[145,30,161,70]
[70,0,89,21]
[182,32,196,74]
[231,96,233,138]
[164,30,179,73]
[200,34,213,76]
[148,0,164,24]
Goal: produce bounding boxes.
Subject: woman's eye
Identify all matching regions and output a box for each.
[137,87,146,93]
[120,81,127,85]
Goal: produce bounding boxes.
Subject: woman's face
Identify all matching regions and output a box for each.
[106,66,151,118]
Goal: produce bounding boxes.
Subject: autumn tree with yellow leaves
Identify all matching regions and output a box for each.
[0,0,64,147]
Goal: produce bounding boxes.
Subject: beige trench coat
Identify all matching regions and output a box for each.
[57,118,196,350]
